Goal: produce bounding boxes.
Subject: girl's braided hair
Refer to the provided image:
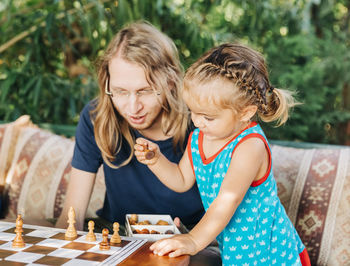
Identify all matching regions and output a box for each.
[183,43,298,126]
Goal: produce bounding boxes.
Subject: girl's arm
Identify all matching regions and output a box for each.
[134,137,195,192]
[151,137,268,257]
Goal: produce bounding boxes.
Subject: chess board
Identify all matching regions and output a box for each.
[0,221,146,265]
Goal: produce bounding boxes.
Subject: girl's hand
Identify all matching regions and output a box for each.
[134,138,160,165]
[149,233,198,257]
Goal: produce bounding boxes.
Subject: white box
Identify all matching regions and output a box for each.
[125,214,181,241]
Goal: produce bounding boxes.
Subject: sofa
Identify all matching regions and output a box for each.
[0,116,349,266]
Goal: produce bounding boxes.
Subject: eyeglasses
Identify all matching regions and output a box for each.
[105,77,161,101]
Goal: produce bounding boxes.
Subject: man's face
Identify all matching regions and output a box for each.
[108,56,164,135]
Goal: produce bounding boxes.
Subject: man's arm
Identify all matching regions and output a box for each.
[55,167,96,230]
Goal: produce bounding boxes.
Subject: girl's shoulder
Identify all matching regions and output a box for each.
[239,122,267,141]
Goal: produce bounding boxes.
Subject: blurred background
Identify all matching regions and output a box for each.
[0,0,349,145]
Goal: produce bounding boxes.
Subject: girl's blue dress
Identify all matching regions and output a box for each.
[188,122,308,266]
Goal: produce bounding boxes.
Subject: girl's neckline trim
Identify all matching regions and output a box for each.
[198,121,258,164]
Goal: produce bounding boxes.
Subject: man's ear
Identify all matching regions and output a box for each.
[240,105,258,122]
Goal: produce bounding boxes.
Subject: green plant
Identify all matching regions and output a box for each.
[1,0,349,144]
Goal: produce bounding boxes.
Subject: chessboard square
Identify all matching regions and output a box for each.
[77,251,111,262]
[62,258,100,266]
[62,242,95,251]
[26,229,58,238]
[35,238,70,248]
[0,224,16,232]
[3,228,35,235]
[0,241,32,251]
[5,251,45,263]
[50,232,66,240]
[111,239,131,248]
[88,245,121,255]
[0,249,17,259]
[0,260,26,265]
[75,234,102,244]
[34,255,71,265]
[23,245,57,254]
[0,232,15,241]
[23,236,46,244]
[48,248,85,258]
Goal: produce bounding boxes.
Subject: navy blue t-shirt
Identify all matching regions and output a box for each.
[72,102,204,226]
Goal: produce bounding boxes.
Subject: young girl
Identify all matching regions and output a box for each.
[134,43,310,265]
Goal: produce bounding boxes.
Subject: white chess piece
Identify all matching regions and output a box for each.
[12,214,25,248]
[85,220,96,242]
[65,206,77,240]
[110,222,121,244]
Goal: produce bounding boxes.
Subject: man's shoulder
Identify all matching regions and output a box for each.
[81,99,97,116]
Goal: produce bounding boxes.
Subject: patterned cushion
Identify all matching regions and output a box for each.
[4,126,105,221]
[0,116,36,187]
[272,145,350,266]
[2,121,350,265]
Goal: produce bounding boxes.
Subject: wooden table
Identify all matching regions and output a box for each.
[119,241,222,266]
[119,241,190,266]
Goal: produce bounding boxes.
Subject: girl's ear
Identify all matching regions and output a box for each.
[240,105,258,122]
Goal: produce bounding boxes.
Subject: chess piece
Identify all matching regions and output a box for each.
[99,228,110,250]
[145,149,155,160]
[65,206,78,240]
[12,214,25,248]
[129,214,138,225]
[85,220,96,242]
[110,222,121,244]
[142,144,155,160]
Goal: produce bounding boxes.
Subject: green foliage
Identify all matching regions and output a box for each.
[1,0,349,144]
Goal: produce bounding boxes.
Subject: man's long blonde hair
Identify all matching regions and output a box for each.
[93,21,189,168]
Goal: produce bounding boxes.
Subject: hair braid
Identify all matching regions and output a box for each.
[184,43,299,126]
[201,57,273,116]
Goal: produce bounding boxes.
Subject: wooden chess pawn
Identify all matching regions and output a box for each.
[12,214,25,248]
[99,228,110,250]
[65,206,78,240]
[110,222,121,244]
[85,220,96,242]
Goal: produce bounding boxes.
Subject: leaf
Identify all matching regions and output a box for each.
[33,76,42,107]
[0,73,17,103]
[21,76,38,95]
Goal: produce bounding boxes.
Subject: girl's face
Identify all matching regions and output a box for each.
[184,80,247,142]
[187,100,244,142]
